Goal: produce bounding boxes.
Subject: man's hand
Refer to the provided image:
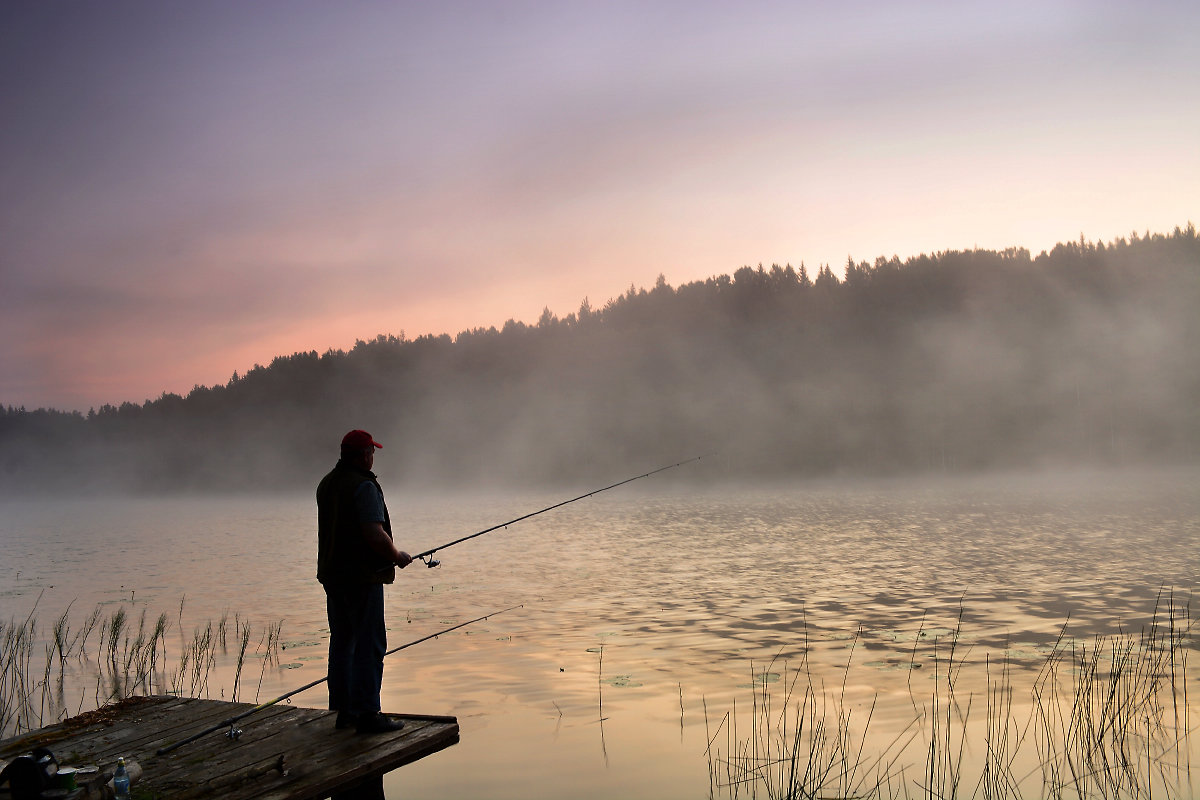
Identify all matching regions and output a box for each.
[362,521,413,569]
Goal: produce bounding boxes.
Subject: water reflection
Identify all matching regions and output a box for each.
[0,468,1196,799]
[332,774,384,800]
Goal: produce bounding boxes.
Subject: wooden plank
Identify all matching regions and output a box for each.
[0,696,185,757]
[255,721,460,800]
[142,701,300,758]
[0,696,458,800]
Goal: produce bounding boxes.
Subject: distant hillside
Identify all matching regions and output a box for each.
[3,225,1198,493]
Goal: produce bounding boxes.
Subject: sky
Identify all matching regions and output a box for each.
[1,1,1197,412]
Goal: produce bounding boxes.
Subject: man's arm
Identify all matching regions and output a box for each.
[361,521,413,568]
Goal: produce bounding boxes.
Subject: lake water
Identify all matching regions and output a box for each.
[2,467,1198,798]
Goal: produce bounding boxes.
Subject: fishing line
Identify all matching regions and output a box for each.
[411,453,713,568]
[155,604,523,755]
[155,457,707,755]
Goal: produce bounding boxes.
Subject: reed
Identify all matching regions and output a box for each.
[706,635,913,800]
[708,595,1196,799]
[250,618,286,702]
[76,605,102,658]
[0,601,288,738]
[172,621,216,698]
[230,621,252,702]
[104,607,127,671]
[52,604,75,672]
[1027,592,1195,799]
[0,610,39,733]
[924,607,971,799]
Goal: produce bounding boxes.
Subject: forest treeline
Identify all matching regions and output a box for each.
[2,225,1198,492]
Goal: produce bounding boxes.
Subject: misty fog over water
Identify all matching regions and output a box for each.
[2,468,1197,797]
[2,228,1197,493]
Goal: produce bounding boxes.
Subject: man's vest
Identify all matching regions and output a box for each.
[316,460,395,584]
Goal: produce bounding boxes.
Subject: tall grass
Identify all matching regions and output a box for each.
[705,636,917,799]
[1028,592,1195,799]
[708,595,1196,799]
[0,601,284,737]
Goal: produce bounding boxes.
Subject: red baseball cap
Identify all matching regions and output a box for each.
[341,429,383,450]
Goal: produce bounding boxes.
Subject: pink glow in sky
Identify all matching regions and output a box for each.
[2,1,1197,411]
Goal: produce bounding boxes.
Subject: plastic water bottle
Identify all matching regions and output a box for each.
[112,757,130,799]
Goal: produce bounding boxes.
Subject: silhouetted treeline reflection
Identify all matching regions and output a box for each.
[3,226,1197,492]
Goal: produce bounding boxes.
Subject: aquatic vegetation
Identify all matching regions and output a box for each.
[0,600,286,737]
[230,621,252,703]
[707,594,1196,799]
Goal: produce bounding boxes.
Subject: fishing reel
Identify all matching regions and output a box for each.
[418,554,441,569]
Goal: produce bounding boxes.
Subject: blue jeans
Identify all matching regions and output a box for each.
[324,583,386,715]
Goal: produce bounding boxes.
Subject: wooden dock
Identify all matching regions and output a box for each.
[0,696,458,799]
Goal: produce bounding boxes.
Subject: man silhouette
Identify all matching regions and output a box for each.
[316,429,412,733]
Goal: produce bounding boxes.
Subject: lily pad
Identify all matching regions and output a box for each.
[601,674,642,688]
[738,671,782,688]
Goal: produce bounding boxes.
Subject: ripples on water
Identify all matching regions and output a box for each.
[1,468,1197,798]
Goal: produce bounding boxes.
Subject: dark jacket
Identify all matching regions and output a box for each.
[316,460,396,585]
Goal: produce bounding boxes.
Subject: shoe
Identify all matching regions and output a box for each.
[355,712,406,734]
[335,711,359,730]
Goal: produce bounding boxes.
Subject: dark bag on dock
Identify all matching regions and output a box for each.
[0,747,56,800]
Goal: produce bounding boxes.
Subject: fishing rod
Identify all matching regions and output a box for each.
[155,604,523,756]
[409,454,713,568]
